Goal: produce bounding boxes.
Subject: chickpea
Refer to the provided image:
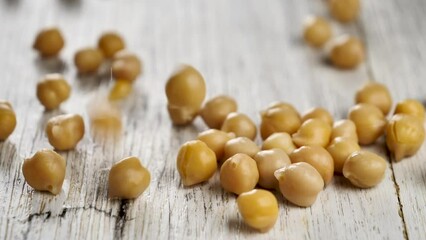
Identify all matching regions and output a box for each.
[262,101,299,116]
[303,16,332,47]
[98,32,125,58]
[343,151,387,188]
[46,114,85,151]
[223,137,260,161]
[329,0,360,23]
[74,47,104,74]
[177,140,217,186]
[112,55,142,82]
[88,98,122,137]
[220,153,259,195]
[254,149,291,189]
[260,107,302,140]
[33,27,65,57]
[355,82,392,115]
[274,162,324,207]
[109,79,133,100]
[394,99,425,121]
[292,119,332,147]
[237,189,279,232]
[36,74,71,110]
[22,149,66,195]
[200,95,238,129]
[330,35,364,69]
[221,112,257,140]
[165,65,206,125]
[326,137,360,173]
[197,129,235,161]
[0,101,17,141]
[348,103,386,145]
[331,119,358,142]
[301,107,333,126]
[108,157,150,199]
[290,146,334,185]
[262,132,296,155]
[386,114,425,161]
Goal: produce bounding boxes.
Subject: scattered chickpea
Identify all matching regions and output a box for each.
[237,189,279,232]
[275,162,324,207]
[98,32,125,58]
[301,107,333,126]
[331,119,358,142]
[329,0,360,23]
[330,35,364,69]
[254,149,291,189]
[0,101,17,141]
[394,99,425,121]
[112,52,142,82]
[46,114,85,151]
[22,149,66,195]
[88,97,122,137]
[74,47,104,74]
[303,16,332,47]
[292,119,332,147]
[343,151,387,188]
[109,79,133,100]
[262,101,299,116]
[348,103,386,145]
[260,107,302,140]
[36,74,71,110]
[200,95,238,129]
[177,140,217,186]
[221,112,257,140]
[262,132,296,155]
[290,146,334,185]
[355,82,392,115]
[326,137,360,173]
[385,114,425,161]
[33,27,65,57]
[220,153,259,195]
[108,156,151,199]
[165,65,206,125]
[197,129,235,161]
[223,137,260,161]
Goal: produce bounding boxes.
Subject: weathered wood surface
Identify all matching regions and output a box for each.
[0,0,424,239]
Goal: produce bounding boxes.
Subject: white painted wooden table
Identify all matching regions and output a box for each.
[0,0,425,239]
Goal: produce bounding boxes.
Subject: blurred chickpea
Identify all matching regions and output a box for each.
[254,149,291,189]
[330,35,364,69]
[348,103,386,145]
[112,53,142,82]
[221,112,257,140]
[98,32,125,58]
[326,137,360,173]
[220,153,259,195]
[260,107,302,140]
[46,114,85,151]
[303,16,332,47]
[355,82,392,115]
[197,129,235,161]
[394,99,425,121]
[33,27,65,57]
[109,79,133,100]
[262,132,296,155]
[0,101,17,141]
[329,0,360,23]
[74,47,104,74]
[223,137,260,161]
[36,74,71,110]
[343,151,387,188]
[301,107,333,126]
[292,119,332,147]
[331,119,358,142]
[200,95,238,129]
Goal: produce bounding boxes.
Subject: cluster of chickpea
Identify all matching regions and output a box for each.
[166,64,425,232]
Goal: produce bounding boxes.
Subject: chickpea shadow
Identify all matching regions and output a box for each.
[34,56,67,74]
[59,0,81,8]
[0,140,18,171]
[333,175,356,190]
[227,217,257,234]
[3,0,19,7]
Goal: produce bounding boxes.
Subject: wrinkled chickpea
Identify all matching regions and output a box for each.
[343,151,387,188]
[331,119,358,142]
[254,149,291,189]
[275,162,324,207]
[165,65,206,125]
[348,103,386,145]
[237,189,279,232]
[33,27,65,57]
[221,112,257,140]
[329,0,360,23]
[0,101,17,141]
[46,114,85,151]
[74,47,104,74]
[108,157,150,199]
[220,153,259,195]
[200,95,238,129]
[292,119,332,147]
[303,16,332,48]
[262,132,296,155]
[22,149,66,195]
[330,35,364,69]
[223,137,260,161]
[98,32,125,58]
[386,114,425,161]
[290,146,334,185]
[177,140,217,186]
[394,99,425,121]
[326,137,360,173]
[355,82,392,115]
[109,79,133,100]
[197,129,235,161]
[301,107,333,126]
[112,52,142,82]
[36,74,71,110]
[260,107,302,140]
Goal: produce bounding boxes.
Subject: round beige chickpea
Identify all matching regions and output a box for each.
[254,149,291,189]
[0,101,17,141]
[36,74,71,110]
[112,52,142,82]
[98,32,125,58]
[197,129,235,161]
[165,65,206,125]
[262,132,296,155]
[292,119,332,147]
[177,140,217,186]
[33,27,65,57]
[275,162,324,207]
[262,101,299,115]
[330,35,364,69]
[326,137,360,173]
[386,114,425,161]
[22,149,66,195]
[223,137,260,161]
[237,189,279,232]
[46,114,85,151]
[301,107,334,126]
[74,48,104,74]
[221,112,257,140]
[220,153,259,195]
[303,16,332,48]
[343,151,387,188]
[394,99,425,121]
[200,95,238,129]
[260,107,302,140]
[329,0,360,23]
[331,119,358,142]
[348,103,387,145]
[108,156,151,199]
[355,82,392,115]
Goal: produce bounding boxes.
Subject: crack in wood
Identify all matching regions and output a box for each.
[114,200,129,239]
